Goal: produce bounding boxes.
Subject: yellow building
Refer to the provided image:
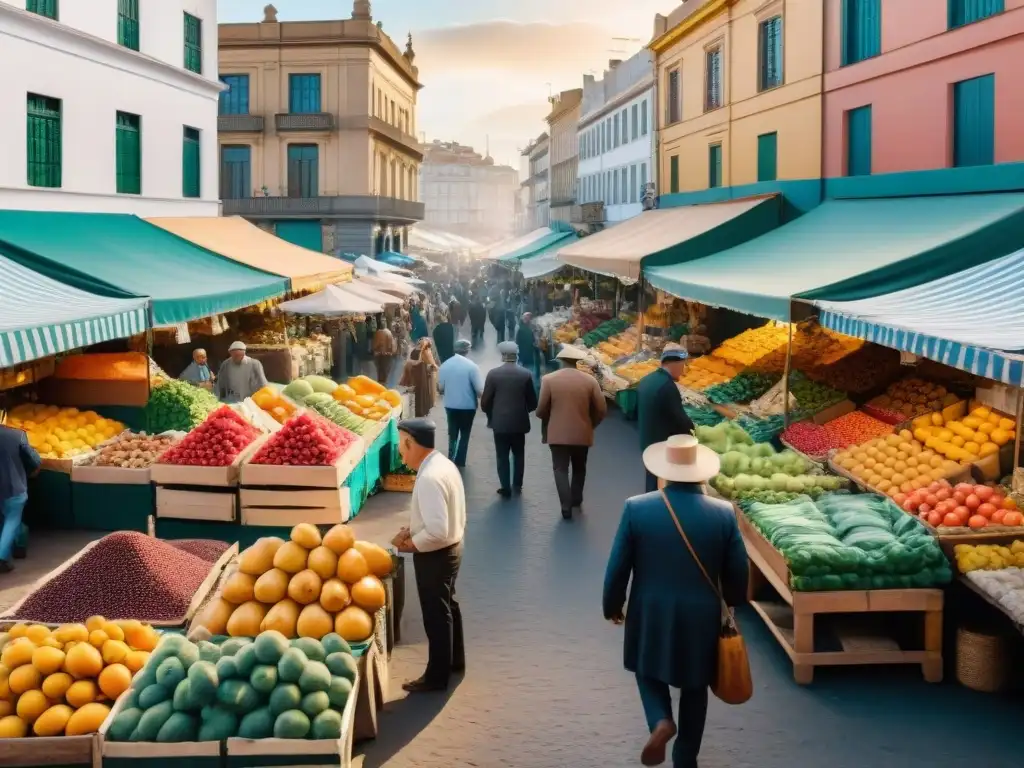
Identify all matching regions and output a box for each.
[650,0,822,196]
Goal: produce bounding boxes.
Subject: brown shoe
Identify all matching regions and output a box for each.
[641,719,677,766]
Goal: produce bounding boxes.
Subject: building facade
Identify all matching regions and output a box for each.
[0,0,222,216]
[823,0,1024,178]
[577,52,655,223]
[217,1,424,256]
[419,140,518,240]
[652,0,823,195]
[546,89,582,224]
[520,133,550,232]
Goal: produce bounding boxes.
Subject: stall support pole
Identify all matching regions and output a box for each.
[782,320,794,428]
[637,278,645,355]
[1014,388,1023,490]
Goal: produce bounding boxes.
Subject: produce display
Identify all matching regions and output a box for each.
[553,322,580,345]
[710,444,848,503]
[614,358,658,385]
[747,326,863,375]
[250,413,358,467]
[822,410,894,448]
[679,356,744,391]
[910,405,1015,465]
[5,405,125,460]
[964,568,1024,626]
[51,352,150,381]
[194,524,391,644]
[831,432,963,497]
[158,407,261,468]
[582,318,628,348]
[788,374,847,415]
[595,328,640,361]
[694,421,754,454]
[0,617,161,739]
[309,399,372,436]
[955,541,1024,572]
[684,404,725,428]
[736,413,787,444]
[251,386,298,425]
[712,322,790,367]
[283,374,400,423]
[8,533,228,624]
[85,432,179,469]
[146,380,220,434]
[781,421,837,459]
[866,377,960,421]
[742,493,952,591]
[705,372,778,405]
[896,479,1022,530]
[105,630,357,743]
[803,343,902,394]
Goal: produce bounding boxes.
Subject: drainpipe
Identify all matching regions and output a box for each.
[819,2,828,210]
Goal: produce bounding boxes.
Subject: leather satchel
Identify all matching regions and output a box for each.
[661,491,753,705]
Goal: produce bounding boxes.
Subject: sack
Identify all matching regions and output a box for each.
[660,491,753,705]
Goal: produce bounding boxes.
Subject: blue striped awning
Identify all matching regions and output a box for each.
[816,248,1024,386]
[0,253,149,368]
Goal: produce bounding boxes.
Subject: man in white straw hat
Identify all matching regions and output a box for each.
[603,434,748,768]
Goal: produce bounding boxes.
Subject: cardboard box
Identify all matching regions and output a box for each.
[156,487,237,522]
[239,441,363,489]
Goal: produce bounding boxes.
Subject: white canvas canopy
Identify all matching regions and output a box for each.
[278,284,383,316]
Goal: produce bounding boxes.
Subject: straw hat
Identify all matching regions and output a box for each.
[555,344,588,362]
[642,434,720,484]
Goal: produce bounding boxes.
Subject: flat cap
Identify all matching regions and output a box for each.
[397,417,436,449]
[497,340,519,356]
[661,348,689,363]
[454,339,472,353]
[229,341,247,352]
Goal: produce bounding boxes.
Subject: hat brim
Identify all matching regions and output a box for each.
[642,441,720,484]
[555,346,587,361]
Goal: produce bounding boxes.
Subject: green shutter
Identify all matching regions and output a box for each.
[846,105,872,176]
[949,0,1003,28]
[289,75,322,114]
[115,112,141,195]
[275,221,323,253]
[184,13,202,74]
[708,145,722,188]
[220,146,252,199]
[27,0,58,19]
[842,0,881,65]
[219,75,250,115]
[26,95,61,189]
[953,74,995,168]
[118,0,139,51]
[756,132,778,182]
[182,127,200,198]
[759,17,783,90]
[669,156,679,194]
[287,145,319,197]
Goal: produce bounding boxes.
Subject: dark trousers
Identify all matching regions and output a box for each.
[374,355,394,385]
[470,323,484,342]
[445,408,476,467]
[635,674,708,768]
[549,445,589,512]
[414,542,465,685]
[493,323,506,343]
[493,432,526,491]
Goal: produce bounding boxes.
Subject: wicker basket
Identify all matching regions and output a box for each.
[382,473,416,492]
[956,627,1010,693]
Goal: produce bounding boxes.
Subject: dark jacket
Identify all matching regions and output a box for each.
[0,425,42,503]
[515,324,536,367]
[468,302,487,329]
[432,322,455,363]
[603,484,748,688]
[636,367,694,451]
[481,362,538,434]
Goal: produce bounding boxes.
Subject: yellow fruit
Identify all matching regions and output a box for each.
[16,690,50,724]
[129,626,158,653]
[88,630,109,649]
[102,623,125,643]
[65,679,98,708]
[31,646,65,676]
[238,537,286,576]
[290,523,322,550]
[65,702,109,736]
[334,606,373,642]
[319,579,351,612]
[222,571,257,605]
[1,638,36,669]
[98,664,132,700]
[84,616,107,633]
[307,546,339,581]
[0,701,10,718]
[322,524,355,555]
[353,541,394,579]
[225,601,268,638]
[195,599,234,636]
[33,704,73,737]
[296,604,333,639]
[101,640,129,665]
[336,549,369,583]
[6,625,28,640]
[124,651,150,674]
[273,541,309,574]
[0,714,28,738]
[55,625,88,645]
[287,570,323,606]
[260,599,300,638]
[8,664,42,696]
[41,672,73,700]
[253,569,290,604]
[24,625,51,645]
[65,643,103,680]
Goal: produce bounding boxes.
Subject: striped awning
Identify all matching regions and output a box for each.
[816,247,1024,386]
[0,252,148,367]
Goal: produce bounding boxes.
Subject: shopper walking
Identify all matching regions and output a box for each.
[603,434,748,767]
[372,317,399,385]
[0,422,42,572]
[437,339,483,468]
[391,418,466,693]
[215,342,269,403]
[515,312,541,392]
[637,348,695,492]
[481,341,538,497]
[536,345,607,520]
[432,310,456,364]
[468,298,487,344]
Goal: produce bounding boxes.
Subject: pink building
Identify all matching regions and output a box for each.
[823,0,1024,178]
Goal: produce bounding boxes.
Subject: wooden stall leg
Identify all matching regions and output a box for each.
[746,556,765,602]
[793,611,815,684]
[922,610,944,683]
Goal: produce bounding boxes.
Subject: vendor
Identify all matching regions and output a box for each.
[179,348,214,390]
[215,341,269,404]
[636,348,695,492]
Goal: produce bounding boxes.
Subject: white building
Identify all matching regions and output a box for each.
[577,52,655,224]
[0,0,222,216]
[520,132,550,232]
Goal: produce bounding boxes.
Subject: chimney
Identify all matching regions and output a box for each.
[609,59,622,70]
[583,74,595,86]
[653,13,667,38]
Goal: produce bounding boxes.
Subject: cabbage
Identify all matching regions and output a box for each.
[719,451,750,477]
[769,473,791,492]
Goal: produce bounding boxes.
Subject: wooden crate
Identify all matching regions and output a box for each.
[737,512,944,685]
[150,439,260,488]
[0,733,99,768]
[239,441,363,489]
[156,486,237,522]
[100,690,222,768]
[352,643,387,743]
[71,464,151,485]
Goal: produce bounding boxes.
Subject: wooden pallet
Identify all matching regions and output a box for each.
[738,512,943,685]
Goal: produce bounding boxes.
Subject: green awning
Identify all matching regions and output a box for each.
[0,211,288,325]
[645,193,1024,321]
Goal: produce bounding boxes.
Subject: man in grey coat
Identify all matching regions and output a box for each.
[480,341,538,498]
[215,341,269,403]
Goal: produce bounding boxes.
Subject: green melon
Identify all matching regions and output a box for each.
[302,375,338,394]
[282,380,315,400]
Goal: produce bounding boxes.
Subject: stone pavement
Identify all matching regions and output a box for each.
[349,327,1020,768]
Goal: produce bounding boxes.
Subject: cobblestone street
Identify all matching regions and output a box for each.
[350,328,1020,768]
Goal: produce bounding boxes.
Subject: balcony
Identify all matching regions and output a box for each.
[335,116,423,160]
[218,115,265,133]
[222,195,425,222]
[275,113,335,132]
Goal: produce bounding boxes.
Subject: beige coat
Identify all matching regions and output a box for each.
[536,367,607,446]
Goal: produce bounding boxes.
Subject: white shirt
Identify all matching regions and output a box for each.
[410,451,466,552]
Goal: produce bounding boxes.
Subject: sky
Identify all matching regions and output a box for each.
[218,0,677,168]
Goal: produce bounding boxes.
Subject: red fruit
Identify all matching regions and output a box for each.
[935,489,951,502]
[902,500,916,513]
[953,492,967,505]
[924,494,938,507]
[965,494,981,510]
[893,493,908,506]
[955,483,974,496]
[976,503,997,519]
[991,509,1007,525]
[968,515,988,529]
[975,486,994,502]
[928,512,944,527]
[918,503,932,516]
[1003,511,1023,526]
[942,512,961,527]
[954,506,971,523]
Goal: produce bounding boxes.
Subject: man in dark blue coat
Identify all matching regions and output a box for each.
[480,341,538,497]
[0,423,41,572]
[636,349,694,493]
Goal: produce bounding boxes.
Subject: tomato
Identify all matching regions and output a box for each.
[954,506,971,524]
[990,509,1007,525]
[974,485,994,502]
[924,494,938,507]
[1003,496,1018,510]
[941,512,961,527]
[1002,511,1023,526]
[902,500,916,513]
[928,512,944,527]
[976,502,998,519]
[967,515,988,529]
[952,492,967,505]
[918,503,932,516]
[893,493,908,506]
[935,488,951,502]
[965,494,981,510]
[955,483,975,496]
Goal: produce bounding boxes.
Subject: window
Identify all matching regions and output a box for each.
[846,105,872,176]
[842,0,881,66]
[116,112,141,195]
[26,94,61,188]
[182,127,200,198]
[220,146,251,199]
[184,12,202,74]
[27,0,57,19]
[621,109,629,144]
[630,165,638,203]
[287,144,319,197]
[705,48,723,110]
[219,75,249,115]
[757,132,778,182]
[612,169,619,204]
[641,99,649,135]
[621,166,628,202]
[116,0,140,50]
[631,105,639,140]
[669,156,679,194]
[949,0,1003,28]
[708,144,722,188]
[640,163,648,196]
[667,68,681,124]
[289,74,321,114]
[613,114,620,148]
[605,119,612,151]
[953,74,995,167]
[759,16,783,91]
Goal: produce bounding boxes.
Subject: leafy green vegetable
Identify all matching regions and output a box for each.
[145,380,219,433]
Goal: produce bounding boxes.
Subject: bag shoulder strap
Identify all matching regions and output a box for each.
[660,489,725,605]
